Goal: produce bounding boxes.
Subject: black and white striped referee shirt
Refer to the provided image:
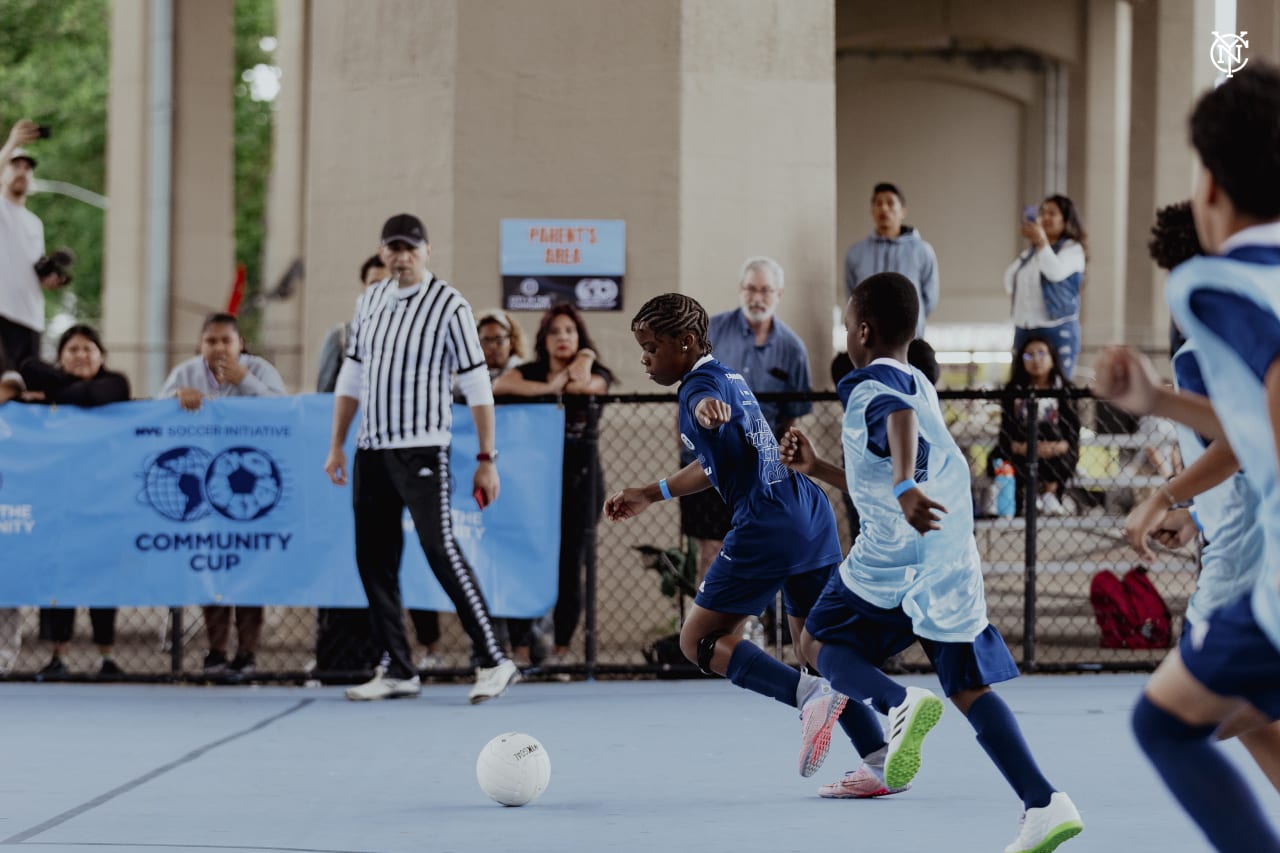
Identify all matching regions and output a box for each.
[339,274,492,449]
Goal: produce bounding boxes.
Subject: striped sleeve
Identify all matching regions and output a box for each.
[448,298,487,374]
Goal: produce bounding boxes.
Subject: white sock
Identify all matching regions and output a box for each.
[795,672,828,707]
[863,746,888,781]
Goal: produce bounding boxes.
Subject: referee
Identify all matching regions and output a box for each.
[324,213,518,704]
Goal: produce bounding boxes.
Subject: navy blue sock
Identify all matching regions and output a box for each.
[1133,694,1280,852]
[816,644,906,716]
[838,700,887,757]
[725,640,801,707]
[965,691,1055,810]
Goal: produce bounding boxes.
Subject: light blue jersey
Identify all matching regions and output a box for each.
[1168,246,1280,651]
[1171,343,1264,625]
[836,359,988,642]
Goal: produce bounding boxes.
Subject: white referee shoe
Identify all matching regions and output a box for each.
[469,659,521,704]
[345,667,421,701]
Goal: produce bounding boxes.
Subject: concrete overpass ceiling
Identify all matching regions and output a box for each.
[836,0,1083,66]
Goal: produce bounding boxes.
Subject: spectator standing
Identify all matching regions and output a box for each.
[160,313,286,678]
[324,213,518,703]
[0,340,24,674]
[997,335,1080,517]
[844,182,939,339]
[493,305,612,670]
[681,257,811,584]
[0,121,65,366]
[1004,194,1088,378]
[476,309,527,380]
[20,325,130,677]
[317,255,387,393]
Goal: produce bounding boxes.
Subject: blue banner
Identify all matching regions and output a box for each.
[0,396,564,617]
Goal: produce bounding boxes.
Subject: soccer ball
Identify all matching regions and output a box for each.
[476,732,551,806]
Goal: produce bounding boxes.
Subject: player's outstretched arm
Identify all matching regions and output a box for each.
[604,461,711,522]
[1093,346,1225,439]
[780,427,846,490]
[887,409,946,535]
[1123,438,1237,562]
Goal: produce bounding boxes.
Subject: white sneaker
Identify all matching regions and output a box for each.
[1004,792,1083,853]
[344,667,421,701]
[1037,493,1070,516]
[883,686,944,790]
[416,652,447,671]
[469,659,520,704]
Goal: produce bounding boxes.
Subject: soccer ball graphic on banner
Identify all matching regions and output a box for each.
[205,447,283,521]
[476,732,551,806]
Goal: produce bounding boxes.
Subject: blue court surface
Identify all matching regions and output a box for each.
[1,675,1274,852]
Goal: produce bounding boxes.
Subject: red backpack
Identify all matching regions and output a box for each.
[1089,566,1172,650]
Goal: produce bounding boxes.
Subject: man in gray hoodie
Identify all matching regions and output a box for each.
[844,182,939,339]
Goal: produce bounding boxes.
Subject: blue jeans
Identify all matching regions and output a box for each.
[1014,319,1080,379]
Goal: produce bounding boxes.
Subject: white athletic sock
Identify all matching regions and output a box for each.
[795,672,826,707]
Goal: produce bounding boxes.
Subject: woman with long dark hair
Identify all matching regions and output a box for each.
[1004,194,1087,378]
[21,324,131,677]
[493,304,613,670]
[996,334,1080,516]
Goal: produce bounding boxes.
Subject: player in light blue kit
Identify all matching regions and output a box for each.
[604,293,890,783]
[1095,62,1280,853]
[782,274,1081,853]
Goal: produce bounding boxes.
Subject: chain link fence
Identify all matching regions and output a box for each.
[0,389,1194,682]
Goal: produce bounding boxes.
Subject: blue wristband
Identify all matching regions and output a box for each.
[892,479,917,499]
[658,479,673,501]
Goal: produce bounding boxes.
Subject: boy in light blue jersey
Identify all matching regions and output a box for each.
[1095,62,1280,851]
[782,273,1080,853]
[604,293,889,783]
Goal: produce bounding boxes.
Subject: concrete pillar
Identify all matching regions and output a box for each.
[1079,0,1132,349]
[1238,0,1280,64]
[260,0,310,390]
[102,0,152,390]
[169,0,236,360]
[1126,0,1214,351]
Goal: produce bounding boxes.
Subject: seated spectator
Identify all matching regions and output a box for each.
[0,339,21,403]
[20,324,130,678]
[493,304,613,671]
[997,335,1080,516]
[160,313,285,677]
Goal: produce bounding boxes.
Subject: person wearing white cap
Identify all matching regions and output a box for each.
[0,119,63,367]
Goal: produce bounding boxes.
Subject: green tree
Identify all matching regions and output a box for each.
[232,0,276,344]
[0,0,110,322]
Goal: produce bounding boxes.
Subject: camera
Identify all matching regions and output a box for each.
[36,125,51,139]
[33,247,74,286]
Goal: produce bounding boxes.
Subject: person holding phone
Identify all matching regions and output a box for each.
[493,304,612,671]
[1004,195,1088,378]
[0,119,65,367]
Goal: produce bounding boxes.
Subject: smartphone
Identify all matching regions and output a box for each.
[36,125,51,139]
[1023,204,1038,223]
[473,486,489,510]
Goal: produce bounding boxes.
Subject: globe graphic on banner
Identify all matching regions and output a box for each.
[144,447,213,521]
[205,447,283,521]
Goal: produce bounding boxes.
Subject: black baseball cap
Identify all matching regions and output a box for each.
[380,213,428,247]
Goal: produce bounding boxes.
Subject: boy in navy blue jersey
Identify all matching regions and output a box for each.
[782,274,1080,853]
[1095,62,1280,851]
[605,293,889,782]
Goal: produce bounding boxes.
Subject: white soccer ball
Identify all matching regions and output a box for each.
[476,732,552,806]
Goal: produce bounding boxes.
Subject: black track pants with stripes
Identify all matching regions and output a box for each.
[352,447,507,678]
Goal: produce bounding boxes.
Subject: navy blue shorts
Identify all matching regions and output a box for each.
[695,562,835,618]
[1180,593,1280,720]
[805,572,1019,697]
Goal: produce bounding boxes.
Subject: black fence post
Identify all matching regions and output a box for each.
[1023,392,1040,672]
[583,396,600,682]
[169,606,184,678]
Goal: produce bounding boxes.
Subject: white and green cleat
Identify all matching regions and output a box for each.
[883,686,944,790]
